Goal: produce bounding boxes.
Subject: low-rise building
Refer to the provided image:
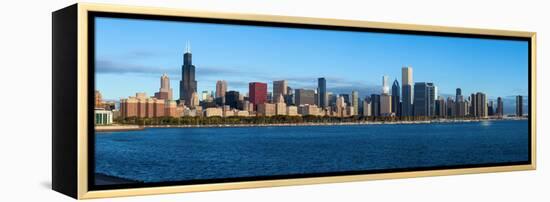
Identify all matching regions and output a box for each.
[257,103,276,116]
[275,102,287,115]
[286,106,298,116]
[204,107,223,117]
[94,108,113,125]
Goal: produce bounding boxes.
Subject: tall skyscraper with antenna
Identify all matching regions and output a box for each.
[179,41,197,106]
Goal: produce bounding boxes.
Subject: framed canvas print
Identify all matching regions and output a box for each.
[52,3,536,199]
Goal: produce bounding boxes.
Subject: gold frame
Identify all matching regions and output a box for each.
[75,3,537,199]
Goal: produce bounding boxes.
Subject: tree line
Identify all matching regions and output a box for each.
[114,115,484,126]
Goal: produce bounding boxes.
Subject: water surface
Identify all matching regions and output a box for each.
[95,120,529,183]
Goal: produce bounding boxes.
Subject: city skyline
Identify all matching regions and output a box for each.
[95,17,529,114]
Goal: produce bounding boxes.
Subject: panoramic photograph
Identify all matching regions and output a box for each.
[92,16,530,187]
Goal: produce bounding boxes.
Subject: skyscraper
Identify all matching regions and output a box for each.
[456,88,463,102]
[362,99,372,117]
[351,90,359,115]
[496,97,504,117]
[401,66,413,117]
[488,100,495,116]
[225,90,240,109]
[318,78,327,108]
[215,80,227,99]
[427,83,435,116]
[446,97,456,117]
[470,93,477,116]
[391,79,400,116]
[382,75,390,94]
[516,95,523,117]
[370,94,381,117]
[249,82,267,108]
[380,94,392,116]
[435,97,446,117]
[475,92,487,118]
[179,42,197,106]
[341,94,350,105]
[154,73,173,101]
[295,89,315,106]
[273,80,288,103]
[413,82,434,117]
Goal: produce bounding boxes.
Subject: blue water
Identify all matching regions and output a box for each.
[95,120,529,183]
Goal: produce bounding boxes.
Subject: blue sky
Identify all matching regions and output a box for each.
[95,17,528,112]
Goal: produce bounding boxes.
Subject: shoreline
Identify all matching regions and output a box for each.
[95,117,527,131]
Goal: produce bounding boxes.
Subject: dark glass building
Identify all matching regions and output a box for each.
[318,78,327,108]
[456,88,463,102]
[401,85,413,117]
[516,95,523,117]
[341,94,350,105]
[497,97,504,117]
[179,43,198,106]
[370,94,381,117]
[225,91,240,109]
[413,82,434,116]
[391,79,401,116]
[427,83,435,116]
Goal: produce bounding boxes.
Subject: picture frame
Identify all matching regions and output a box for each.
[52,3,536,199]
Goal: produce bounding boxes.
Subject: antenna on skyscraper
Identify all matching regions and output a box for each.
[185,41,191,53]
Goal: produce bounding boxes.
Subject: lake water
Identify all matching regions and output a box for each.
[95,120,529,184]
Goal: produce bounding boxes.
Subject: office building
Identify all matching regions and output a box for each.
[382,75,390,94]
[352,90,359,115]
[456,88,463,102]
[287,106,298,116]
[273,80,288,103]
[380,94,392,116]
[190,92,200,108]
[470,93,477,116]
[95,90,104,109]
[204,107,223,117]
[435,97,446,117]
[215,80,227,101]
[427,83,435,116]
[413,82,428,116]
[318,78,328,108]
[475,92,487,118]
[391,79,400,116]
[516,95,523,117]
[446,97,456,117]
[457,100,468,117]
[401,66,413,117]
[154,73,173,101]
[225,91,240,109]
[370,94,381,117]
[295,89,316,106]
[341,94,350,105]
[488,101,495,116]
[249,82,268,108]
[120,93,166,118]
[496,97,504,117]
[257,103,276,116]
[179,42,197,106]
[362,99,372,117]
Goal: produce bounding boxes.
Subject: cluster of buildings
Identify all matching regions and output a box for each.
[94,43,527,125]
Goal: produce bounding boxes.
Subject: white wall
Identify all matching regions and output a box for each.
[0,0,547,201]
